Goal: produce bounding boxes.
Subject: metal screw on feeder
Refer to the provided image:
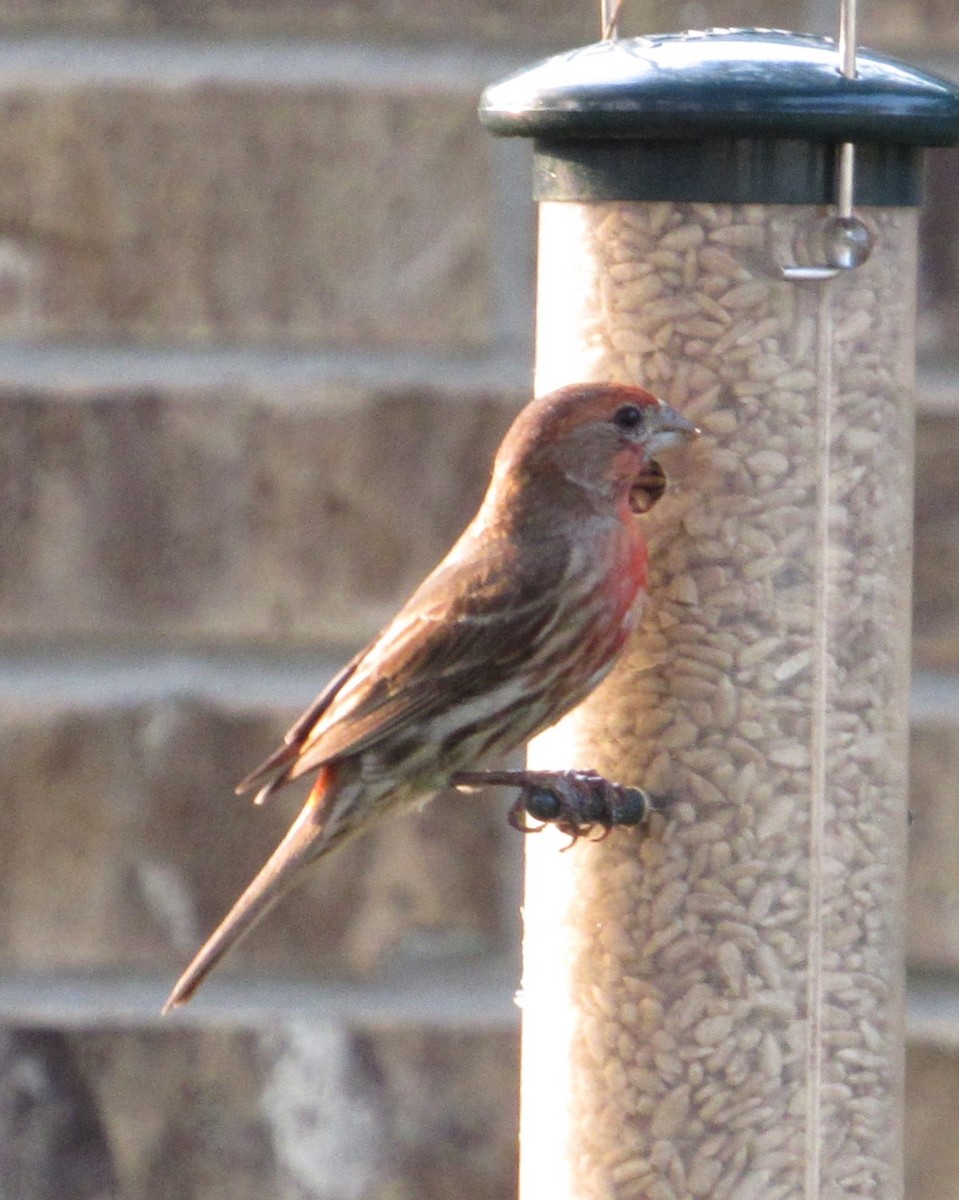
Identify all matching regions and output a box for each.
[481,8,959,1200]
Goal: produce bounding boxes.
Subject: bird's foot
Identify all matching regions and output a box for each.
[451,769,660,847]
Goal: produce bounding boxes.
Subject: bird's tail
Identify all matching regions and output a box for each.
[162,766,335,1013]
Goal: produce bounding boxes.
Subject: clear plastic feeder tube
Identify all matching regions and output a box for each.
[521,199,916,1200]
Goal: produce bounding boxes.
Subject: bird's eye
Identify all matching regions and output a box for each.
[613,404,645,432]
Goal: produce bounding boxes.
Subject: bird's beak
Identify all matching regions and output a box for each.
[647,402,700,455]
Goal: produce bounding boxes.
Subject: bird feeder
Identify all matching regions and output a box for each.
[481,11,959,1200]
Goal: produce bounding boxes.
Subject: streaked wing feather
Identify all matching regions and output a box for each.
[282,534,571,780]
[283,651,366,744]
[235,651,364,794]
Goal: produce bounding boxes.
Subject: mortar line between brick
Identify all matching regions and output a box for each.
[0,655,958,713]
[0,968,949,1035]
[0,33,949,89]
[0,960,520,1028]
[905,975,959,1048]
[0,342,530,394]
[486,138,536,364]
[0,647,350,709]
[910,670,959,720]
[0,32,949,89]
[0,343,952,412]
[0,33,530,88]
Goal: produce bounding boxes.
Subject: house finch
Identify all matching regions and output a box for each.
[162,382,697,1011]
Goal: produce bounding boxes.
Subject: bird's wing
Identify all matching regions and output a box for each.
[234,651,366,795]
[240,529,572,796]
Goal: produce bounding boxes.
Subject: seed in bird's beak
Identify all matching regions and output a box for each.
[629,459,667,513]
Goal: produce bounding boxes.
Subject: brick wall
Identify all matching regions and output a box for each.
[1,2,958,1198]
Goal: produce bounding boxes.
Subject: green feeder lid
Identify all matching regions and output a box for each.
[479,29,959,205]
[480,28,959,145]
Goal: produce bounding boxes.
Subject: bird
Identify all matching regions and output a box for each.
[162,382,698,1011]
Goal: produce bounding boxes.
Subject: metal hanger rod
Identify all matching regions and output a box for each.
[600,0,624,40]
[837,0,858,218]
[839,0,858,80]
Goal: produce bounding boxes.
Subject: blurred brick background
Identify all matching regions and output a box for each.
[1,2,958,1198]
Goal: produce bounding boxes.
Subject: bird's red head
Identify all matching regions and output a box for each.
[491,383,698,506]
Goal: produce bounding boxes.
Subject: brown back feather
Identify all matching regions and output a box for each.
[237,527,573,795]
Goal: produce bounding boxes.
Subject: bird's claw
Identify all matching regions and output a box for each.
[509,770,656,847]
[451,768,659,847]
